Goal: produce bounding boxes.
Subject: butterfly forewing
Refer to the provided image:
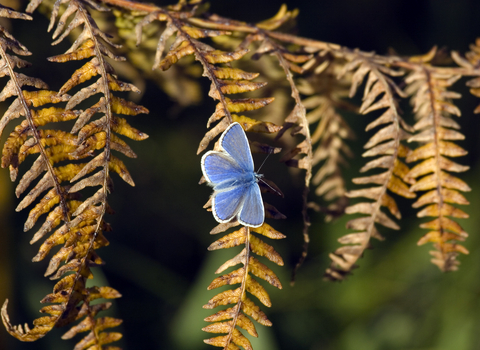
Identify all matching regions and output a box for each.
[220,123,255,172]
[239,182,264,227]
[202,152,243,187]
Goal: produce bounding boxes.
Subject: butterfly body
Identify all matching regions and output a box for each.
[201,123,264,228]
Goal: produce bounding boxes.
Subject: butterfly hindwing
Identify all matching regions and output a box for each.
[219,123,255,173]
[239,181,264,227]
[213,184,247,222]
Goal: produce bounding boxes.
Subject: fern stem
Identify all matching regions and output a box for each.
[226,227,250,350]
[97,0,160,12]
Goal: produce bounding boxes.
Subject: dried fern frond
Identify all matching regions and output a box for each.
[251,8,314,282]
[274,53,355,282]
[404,55,469,272]
[203,223,285,350]
[296,54,355,221]
[2,0,147,347]
[134,4,281,154]
[0,6,80,343]
[189,5,305,155]
[112,6,203,107]
[0,4,32,21]
[0,5,79,343]
[134,6,289,349]
[325,52,415,281]
[452,38,480,113]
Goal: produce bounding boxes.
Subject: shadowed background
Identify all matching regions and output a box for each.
[2,0,480,349]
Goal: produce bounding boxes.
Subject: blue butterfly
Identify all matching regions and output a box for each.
[201,122,264,228]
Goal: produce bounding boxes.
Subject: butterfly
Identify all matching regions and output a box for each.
[201,122,264,228]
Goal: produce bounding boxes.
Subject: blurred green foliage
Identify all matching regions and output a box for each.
[2,0,480,349]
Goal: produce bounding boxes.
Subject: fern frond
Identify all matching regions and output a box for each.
[203,224,285,350]
[452,38,480,113]
[134,6,289,349]
[404,55,469,271]
[325,52,415,280]
[199,120,285,350]
[2,0,147,347]
[296,55,355,221]
[112,6,202,107]
[0,8,74,342]
[249,8,313,282]
[0,7,75,342]
[135,4,282,154]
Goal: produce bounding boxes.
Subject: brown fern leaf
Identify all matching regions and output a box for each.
[281,54,355,280]
[296,54,356,222]
[199,119,284,350]
[403,59,469,272]
[0,9,81,342]
[0,7,77,341]
[252,11,314,279]
[131,9,293,347]
[198,98,285,350]
[187,5,301,149]
[111,6,202,107]
[325,52,415,281]
[2,0,147,347]
[0,7,79,341]
[452,38,480,113]
[203,223,285,350]
[134,5,281,155]
[0,4,32,21]
[242,36,312,284]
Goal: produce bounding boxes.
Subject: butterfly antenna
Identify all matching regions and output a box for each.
[256,152,271,173]
[258,177,283,197]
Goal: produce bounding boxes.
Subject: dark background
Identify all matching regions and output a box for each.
[2,0,480,349]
